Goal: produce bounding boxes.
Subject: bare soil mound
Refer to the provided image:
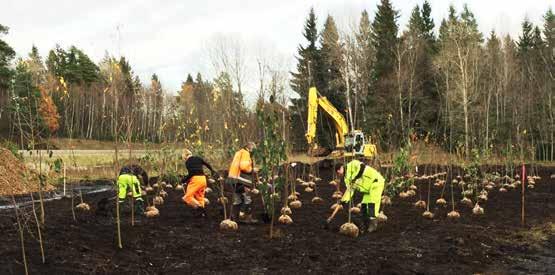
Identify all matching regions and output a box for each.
[0,148,53,196]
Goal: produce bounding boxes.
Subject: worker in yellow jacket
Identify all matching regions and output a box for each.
[226,142,258,224]
[117,166,145,216]
[335,159,385,233]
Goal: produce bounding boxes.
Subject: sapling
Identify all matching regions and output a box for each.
[422,180,434,219]
[447,178,460,219]
[29,192,45,263]
[12,195,29,275]
[217,177,237,231]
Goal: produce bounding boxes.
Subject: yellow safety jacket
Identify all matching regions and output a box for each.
[341,160,385,216]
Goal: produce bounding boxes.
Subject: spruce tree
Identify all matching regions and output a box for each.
[185,73,194,84]
[290,8,324,150]
[420,0,436,51]
[371,0,399,79]
[318,15,347,149]
[320,15,345,100]
[290,8,323,94]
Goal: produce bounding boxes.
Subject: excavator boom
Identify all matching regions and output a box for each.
[305,87,349,148]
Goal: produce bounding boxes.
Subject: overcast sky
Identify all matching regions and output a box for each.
[1,0,552,101]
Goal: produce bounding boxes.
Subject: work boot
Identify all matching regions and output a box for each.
[367,218,378,233]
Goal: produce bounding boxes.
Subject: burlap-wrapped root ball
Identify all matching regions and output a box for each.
[339,223,359,238]
[220,219,238,231]
[278,214,293,225]
[145,206,160,218]
[289,200,302,209]
[281,206,292,215]
[311,197,324,204]
[447,211,460,219]
[75,202,90,211]
[422,211,434,219]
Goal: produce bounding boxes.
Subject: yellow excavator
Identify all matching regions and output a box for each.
[305,87,377,158]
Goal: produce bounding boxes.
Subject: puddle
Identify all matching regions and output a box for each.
[0,184,114,211]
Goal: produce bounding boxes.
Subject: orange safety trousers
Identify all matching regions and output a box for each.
[183,175,207,208]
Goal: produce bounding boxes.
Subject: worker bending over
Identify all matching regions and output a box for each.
[335,159,385,233]
[227,142,258,224]
[118,165,146,215]
[181,149,217,216]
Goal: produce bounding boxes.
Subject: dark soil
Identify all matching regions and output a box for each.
[0,162,553,274]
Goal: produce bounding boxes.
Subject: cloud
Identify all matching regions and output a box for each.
[1,0,552,101]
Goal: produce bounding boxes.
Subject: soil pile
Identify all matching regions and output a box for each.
[0,148,52,196]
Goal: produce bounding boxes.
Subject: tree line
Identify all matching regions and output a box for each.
[290,1,553,161]
[0,0,553,161]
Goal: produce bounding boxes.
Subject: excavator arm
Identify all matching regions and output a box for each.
[305,87,349,148]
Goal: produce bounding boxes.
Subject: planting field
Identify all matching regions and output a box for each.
[0,162,553,274]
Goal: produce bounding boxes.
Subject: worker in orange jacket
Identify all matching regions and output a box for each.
[226,142,258,224]
[181,149,217,217]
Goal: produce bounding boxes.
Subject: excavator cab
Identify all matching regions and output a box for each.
[344,131,377,158]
